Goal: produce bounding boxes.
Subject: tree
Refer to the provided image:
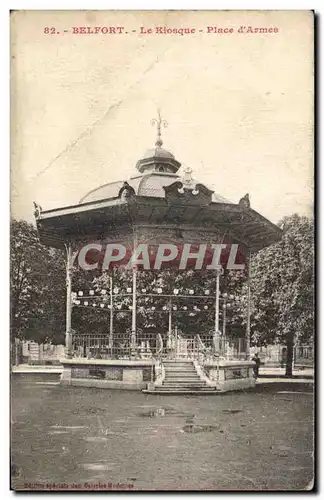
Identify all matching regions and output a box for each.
[247,214,314,376]
[10,219,66,344]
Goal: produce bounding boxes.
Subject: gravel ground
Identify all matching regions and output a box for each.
[11,374,314,491]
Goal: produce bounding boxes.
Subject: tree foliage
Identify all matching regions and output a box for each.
[249,214,314,345]
[10,219,66,344]
[247,214,314,375]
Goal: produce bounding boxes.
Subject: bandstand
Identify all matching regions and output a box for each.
[35,114,282,393]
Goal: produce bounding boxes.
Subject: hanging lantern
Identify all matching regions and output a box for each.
[183,306,187,310]
[84,301,88,306]
[107,304,111,309]
[100,303,104,308]
[189,290,194,295]
[89,290,94,296]
[173,306,177,311]
[204,305,208,310]
[141,288,147,293]
[113,288,119,294]
[92,303,97,307]
[229,294,235,300]
[223,293,228,299]
[78,291,83,296]
[151,306,156,311]
[101,290,107,295]
[129,305,133,310]
[204,290,210,295]
[157,288,162,294]
[189,312,195,317]
[173,289,179,295]
[162,306,167,311]
[117,304,122,309]
[127,287,132,293]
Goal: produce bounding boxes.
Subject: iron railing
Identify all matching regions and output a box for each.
[72,330,247,361]
[73,330,162,360]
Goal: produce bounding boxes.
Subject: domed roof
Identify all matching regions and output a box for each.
[79,171,232,205]
[141,146,175,160]
[135,143,181,174]
[80,172,178,204]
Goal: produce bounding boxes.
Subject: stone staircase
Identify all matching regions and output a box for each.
[144,359,218,394]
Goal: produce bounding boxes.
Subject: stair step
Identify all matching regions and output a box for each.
[162,387,208,390]
[165,382,203,385]
[143,390,219,395]
[163,360,193,362]
[155,388,215,392]
[164,368,196,371]
[163,362,194,365]
[163,362,194,366]
[159,385,212,389]
[164,369,197,373]
[164,378,204,384]
[164,366,195,369]
[161,382,206,389]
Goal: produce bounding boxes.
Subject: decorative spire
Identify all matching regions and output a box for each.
[183,166,194,187]
[180,165,199,195]
[151,109,168,147]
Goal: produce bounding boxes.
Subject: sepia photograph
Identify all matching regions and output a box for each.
[10,10,314,491]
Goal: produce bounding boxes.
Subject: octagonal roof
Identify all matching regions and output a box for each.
[79,171,232,204]
[142,146,175,160]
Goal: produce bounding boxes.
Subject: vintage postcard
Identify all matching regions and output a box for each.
[10,10,314,491]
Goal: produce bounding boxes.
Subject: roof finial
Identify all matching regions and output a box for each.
[151,109,168,147]
[181,165,199,194]
[183,166,194,187]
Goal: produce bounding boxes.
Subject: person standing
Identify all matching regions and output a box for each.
[252,352,261,379]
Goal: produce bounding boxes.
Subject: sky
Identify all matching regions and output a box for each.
[11,10,314,225]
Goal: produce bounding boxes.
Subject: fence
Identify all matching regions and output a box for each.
[72,330,247,361]
[11,336,314,366]
[11,340,65,365]
[73,330,162,360]
[294,345,314,366]
[251,344,314,367]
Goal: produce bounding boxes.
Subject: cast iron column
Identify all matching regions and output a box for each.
[109,274,113,355]
[222,293,227,356]
[65,244,73,358]
[131,263,137,355]
[245,251,251,359]
[213,268,222,354]
[168,297,172,347]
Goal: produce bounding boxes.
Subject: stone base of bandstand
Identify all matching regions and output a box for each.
[60,358,154,390]
[60,358,256,392]
[203,360,256,392]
